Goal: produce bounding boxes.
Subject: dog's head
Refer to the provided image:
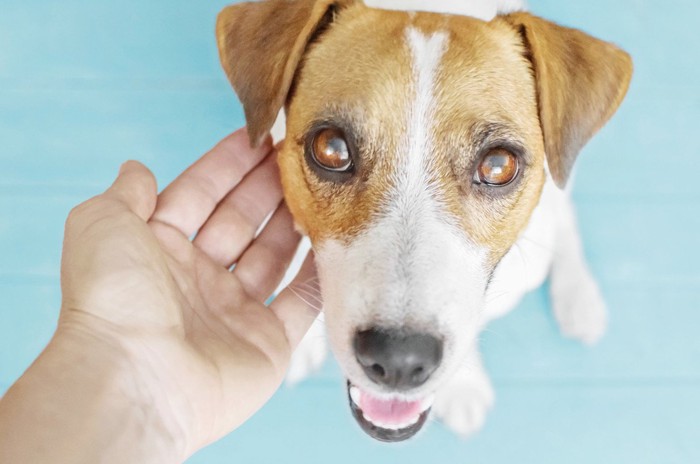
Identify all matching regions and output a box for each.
[216,0,631,441]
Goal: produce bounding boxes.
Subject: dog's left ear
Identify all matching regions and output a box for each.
[216,0,355,147]
[499,12,633,187]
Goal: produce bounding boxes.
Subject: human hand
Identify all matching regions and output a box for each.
[0,128,320,462]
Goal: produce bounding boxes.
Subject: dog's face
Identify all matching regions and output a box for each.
[217,0,631,441]
[280,8,547,439]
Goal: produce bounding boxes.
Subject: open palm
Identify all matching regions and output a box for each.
[59,129,318,458]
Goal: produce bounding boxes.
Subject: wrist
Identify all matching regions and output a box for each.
[0,317,186,463]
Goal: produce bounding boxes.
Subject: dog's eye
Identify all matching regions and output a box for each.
[475,149,519,186]
[311,128,353,172]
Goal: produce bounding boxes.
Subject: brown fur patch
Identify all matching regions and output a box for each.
[280,4,414,243]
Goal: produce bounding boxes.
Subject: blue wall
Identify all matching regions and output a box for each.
[1,1,698,463]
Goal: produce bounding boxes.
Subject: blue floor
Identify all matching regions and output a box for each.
[1,1,699,463]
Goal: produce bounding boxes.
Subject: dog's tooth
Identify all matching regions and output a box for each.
[393,420,408,430]
[378,420,394,430]
[420,394,436,411]
[368,416,386,429]
[349,386,361,405]
[408,414,421,426]
[398,414,420,429]
[364,414,390,430]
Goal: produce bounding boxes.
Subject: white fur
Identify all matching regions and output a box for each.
[548,192,607,345]
[405,28,446,198]
[365,0,526,21]
[431,176,607,435]
[285,0,607,436]
[432,347,494,437]
[482,174,558,323]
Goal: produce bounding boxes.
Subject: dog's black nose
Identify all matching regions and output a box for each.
[353,328,443,390]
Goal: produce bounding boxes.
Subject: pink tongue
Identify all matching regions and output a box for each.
[359,390,423,425]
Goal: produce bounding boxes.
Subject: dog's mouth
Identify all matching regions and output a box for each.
[347,381,433,442]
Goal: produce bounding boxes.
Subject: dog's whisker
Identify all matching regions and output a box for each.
[484,290,511,304]
[295,275,320,286]
[293,278,321,290]
[519,234,553,252]
[296,281,322,293]
[478,327,497,337]
[295,277,321,291]
[290,286,323,306]
[288,287,323,313]
[295,283,320,290]
[512,242,530,269]
[289,290,324,312]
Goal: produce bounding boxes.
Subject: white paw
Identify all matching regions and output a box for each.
[432,366,495,438]
[550,270,607,345]
[286,318,327,385]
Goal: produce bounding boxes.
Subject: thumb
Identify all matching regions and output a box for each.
[103,160,158,221]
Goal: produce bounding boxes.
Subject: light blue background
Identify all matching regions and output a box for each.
[1,1,699,463]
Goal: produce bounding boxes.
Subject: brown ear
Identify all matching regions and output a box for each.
[500,12,633,187]
[216,0,354,147]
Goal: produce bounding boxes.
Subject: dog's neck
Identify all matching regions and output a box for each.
[363,0,527,20]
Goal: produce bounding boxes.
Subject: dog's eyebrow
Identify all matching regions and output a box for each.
[469,121,530,162]
[471,122,519,148]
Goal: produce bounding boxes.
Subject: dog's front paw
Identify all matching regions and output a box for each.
[432,364,495,438]
[550,270,607,345]
[286,318,327,385]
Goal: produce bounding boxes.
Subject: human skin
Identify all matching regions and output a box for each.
[0,128,320,463]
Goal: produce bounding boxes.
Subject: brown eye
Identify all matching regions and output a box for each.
[475,149,519,186]
[311,128,353,172]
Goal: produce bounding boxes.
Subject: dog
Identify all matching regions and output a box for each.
[215,0,632,442]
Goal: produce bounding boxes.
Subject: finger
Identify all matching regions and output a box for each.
[269,253,321,350]
[233,203,301,302]
[193,150,284,268]
[152,128,273,237]
[102,160,157,221]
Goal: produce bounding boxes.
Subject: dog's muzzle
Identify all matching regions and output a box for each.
[347,328,442,441]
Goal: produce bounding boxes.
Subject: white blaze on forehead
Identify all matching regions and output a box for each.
[402,28,447,198]
[376,28,452,285]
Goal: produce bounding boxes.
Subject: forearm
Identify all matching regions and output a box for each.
[0,326,183,464]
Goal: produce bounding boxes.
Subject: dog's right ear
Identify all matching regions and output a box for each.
[217,0,354,147]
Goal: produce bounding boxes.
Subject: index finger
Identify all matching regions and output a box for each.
[151,127,273,237]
